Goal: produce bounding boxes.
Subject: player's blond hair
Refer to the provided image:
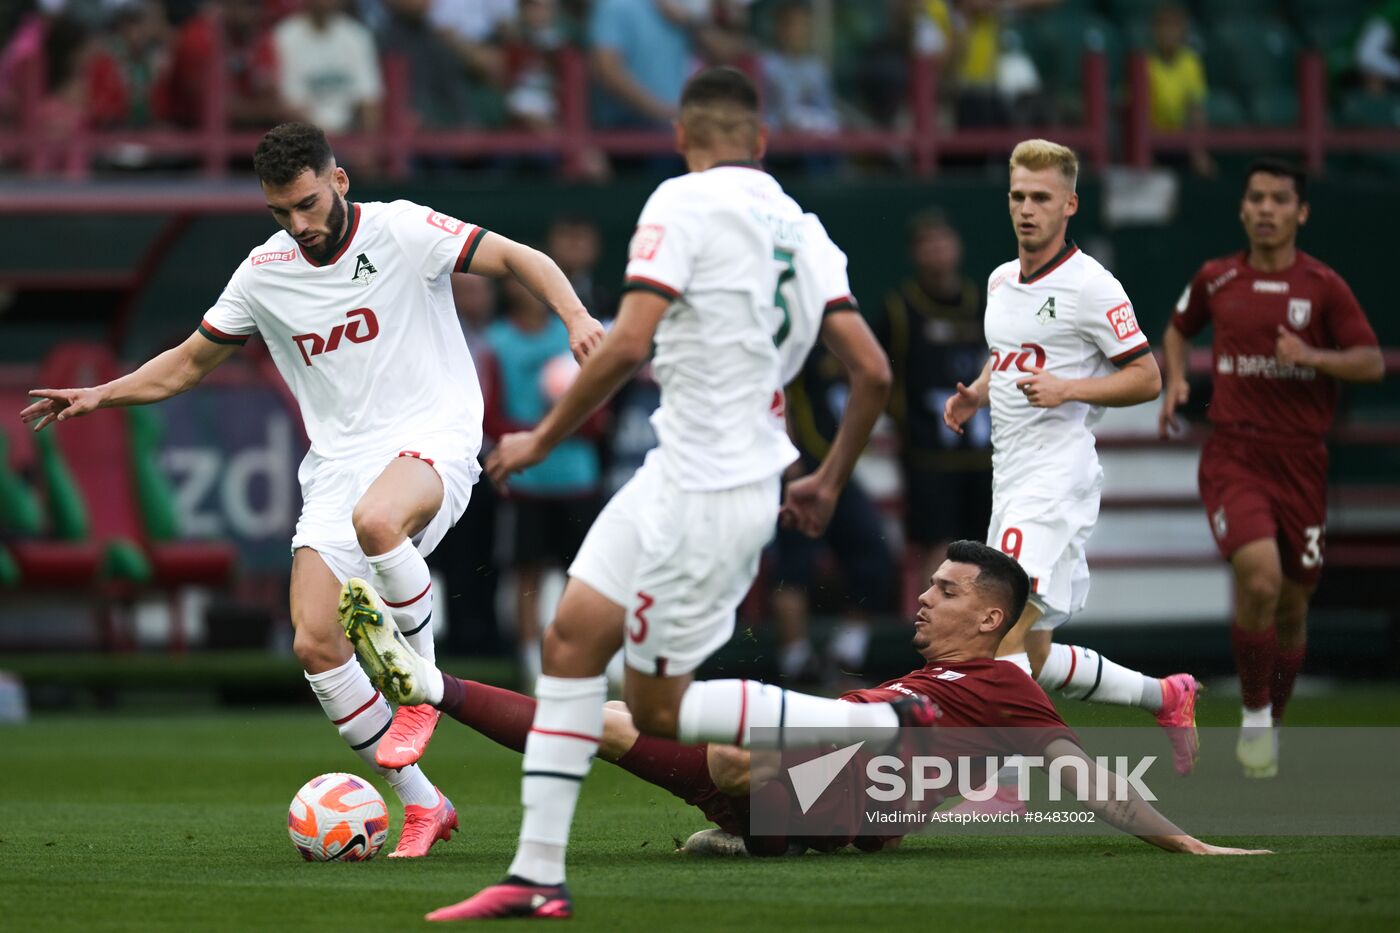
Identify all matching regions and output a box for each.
[1009,139,1079,191]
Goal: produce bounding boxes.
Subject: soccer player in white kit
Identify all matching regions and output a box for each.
[371,67,928,920]
[943,140,1201,780]
[20,123,605,857]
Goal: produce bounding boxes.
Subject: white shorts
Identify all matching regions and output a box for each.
[987,482,1100,630]
[568,457,780,677]
[290,440,480,583]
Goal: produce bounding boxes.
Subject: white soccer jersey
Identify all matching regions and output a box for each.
[622,164,803,490]
[201,199,487,465]
[776,212,859,386]
[983,244,1149,498]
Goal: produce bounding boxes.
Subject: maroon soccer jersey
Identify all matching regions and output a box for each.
[1171,251,1378,441]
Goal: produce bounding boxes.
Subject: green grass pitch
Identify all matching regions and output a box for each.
[5,687,1400,932]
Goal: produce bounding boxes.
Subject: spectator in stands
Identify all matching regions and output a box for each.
[759,1,839,134]
[102,0,170,128]
[546,214,613,321]
[377,0,475,129]
[430,0,514,87]
[273,0,383,133]
[589,0,747,128]
[1147,2,1213,176]
[947,0,1056,128]
[1356,1,1400,93]
[874,210,989,608]
[503,0,564,130]
[156,0,290,128]
[0,2,125,132]
[484,276,605,688]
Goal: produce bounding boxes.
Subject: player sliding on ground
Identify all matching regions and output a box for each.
[20,122,605,858]
[344,539,1269,877]
[944,140,1200,795]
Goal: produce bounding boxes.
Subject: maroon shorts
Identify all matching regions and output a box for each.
[1197,432,1329,585]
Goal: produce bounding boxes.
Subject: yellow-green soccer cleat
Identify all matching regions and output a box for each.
[339,577,428,706]
[1236,725,1278,779]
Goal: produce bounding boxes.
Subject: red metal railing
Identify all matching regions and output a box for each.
[0,44,1112,181]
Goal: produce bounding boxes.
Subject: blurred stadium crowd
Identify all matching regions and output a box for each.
[3,0,1400,178]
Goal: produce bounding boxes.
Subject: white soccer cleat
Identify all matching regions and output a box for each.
[339,577,430,706]
[1236,725,1278,779]
[680,828,750,857]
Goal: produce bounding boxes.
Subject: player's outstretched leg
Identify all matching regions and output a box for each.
[676,678,933,748]
[366,540,442,768]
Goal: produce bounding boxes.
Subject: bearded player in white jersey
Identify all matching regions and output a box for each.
[943,140,1201,784]
[338,67,919,921]
[20,123,605,857]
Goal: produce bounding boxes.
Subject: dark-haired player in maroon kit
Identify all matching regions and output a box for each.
[1159,159,1384,779]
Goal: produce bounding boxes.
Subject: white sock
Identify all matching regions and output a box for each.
[677,679,898,748]
[1037,644,1159,710]
[507,673,607,885]
[779,639,813,678]
[367,539,435,664]
[305,658,438,808]
[1242,704,1273,728]
[828,622,870,671]
[999,651,1032,675]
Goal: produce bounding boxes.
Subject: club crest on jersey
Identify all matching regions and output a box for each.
[1288,298,1312,329]
[1035,297,1056,324]
[351,253,378,287]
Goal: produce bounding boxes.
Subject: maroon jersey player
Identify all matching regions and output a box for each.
[1159,159,1384,779]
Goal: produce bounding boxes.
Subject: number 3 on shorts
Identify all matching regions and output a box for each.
[1301,525,1324,569]
[999,526,1023,561]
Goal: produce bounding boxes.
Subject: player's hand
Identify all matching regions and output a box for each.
[484,430,547,488]
[565,312,606,363]
[1275,325,1314,369]
[1180,837,1274,856]
[1015,367,1073,409]
[20,387,103,432]
[943,381,982,434]
[1157,379,1190,439]
[779,473,839,538]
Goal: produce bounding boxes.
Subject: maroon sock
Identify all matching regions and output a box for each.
[438,676,536,753]
[1231,624,1276,711]
[1271,644,1307,722]
[613,733,714,803]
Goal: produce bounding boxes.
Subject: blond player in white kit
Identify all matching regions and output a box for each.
[943,140,1201,782]
[338,67,926,921]
[20,123,605,857]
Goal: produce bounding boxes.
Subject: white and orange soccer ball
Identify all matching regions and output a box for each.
[287,773,390,862]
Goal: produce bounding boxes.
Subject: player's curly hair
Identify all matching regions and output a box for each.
[945,539,1030,629]
[254,123,334,187]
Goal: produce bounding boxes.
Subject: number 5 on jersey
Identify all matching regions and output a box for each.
[772,247,795,347]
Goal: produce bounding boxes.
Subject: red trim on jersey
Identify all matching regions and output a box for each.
[824,295,858,314]
[1110,342,1151,364]
[383,581,431,609]
[397,450,436,467]
[1019,243,1079,285]
[198,319,249,343]
[529,727,601,744]
[455,225,486,273]
[1056,647,1079,691]
[332,689,381,725]
[734,680,749,746]
[623,275,681,300]
[299,202,362,267]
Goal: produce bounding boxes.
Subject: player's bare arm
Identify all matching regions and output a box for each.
[1274,325,1384,383]
[1043,739,1272,856]
[1158,323,1192,437]
[943,357,992,434]
[21,330,237,432]
[486,290,668,485]
[1016,353,1161,409]
[466,231,606,361]
[780,311,892,538]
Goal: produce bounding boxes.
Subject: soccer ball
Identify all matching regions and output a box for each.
[287,773,390,862]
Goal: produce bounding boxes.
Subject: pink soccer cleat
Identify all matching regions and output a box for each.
[377,704,442,769]
[388,789,458,858]
[426,879,573,921]
[1155,673,1201,776]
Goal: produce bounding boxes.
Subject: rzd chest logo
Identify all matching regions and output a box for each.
[989,342,1046,373]
[293,308,379,366]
